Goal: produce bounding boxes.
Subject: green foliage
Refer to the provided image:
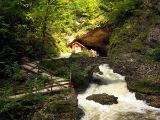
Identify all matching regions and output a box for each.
[20,93,48,107]
[53,35,71,55]
[25,75,50,92]
[0,0,142,62]
[108,10,154,59]
[70,63,85,85]
[0,87,13,108]
[0,91,48,120]
[4,62,23,81]
[0,87,19,114]
[149,15,160,25]
[41,59,92,88]
[41,59,70,78]
[44,95,65,113]
[130,40,148,54]
[26,0,104,56]
[110,20,136,46]
[1,0,142,61]
[11,62,23,81]
[41,62,68,78]
[148,47,160,62]
[71,51,90,58]
[29,0,102,35]
[0,86,47,119]
[130,76,160,94]
[100,0,142,25]
[0,0,33,62]
[108,20,138,56]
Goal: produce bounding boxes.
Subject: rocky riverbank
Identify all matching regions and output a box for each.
[41,56,160,108]
[72,56,160,108]
[104,58,160,108]
[94,0,160,108]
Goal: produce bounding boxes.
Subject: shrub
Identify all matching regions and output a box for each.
[40,59,93,90]
[3,62,23,81]
[0,91,48,120]
[130,40,148,54]
[40,59,71,79]
[130,76,160,94]
[148,47,160,62]
[102,0,142,24]
[108,20,137,57]
[149,15,160,25]
[70,51,90,58]
[25,75,50,92]
[70,63,92,88]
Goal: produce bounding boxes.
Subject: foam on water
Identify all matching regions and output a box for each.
[78,64,160,120]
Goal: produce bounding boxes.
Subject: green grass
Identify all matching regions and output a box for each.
[70,52,89,58]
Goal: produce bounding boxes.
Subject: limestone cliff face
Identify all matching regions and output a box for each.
[75,27,111,56]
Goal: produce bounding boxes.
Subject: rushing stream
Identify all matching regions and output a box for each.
[78,64,160,120]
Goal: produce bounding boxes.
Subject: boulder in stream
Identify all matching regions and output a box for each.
[86,93,118,105]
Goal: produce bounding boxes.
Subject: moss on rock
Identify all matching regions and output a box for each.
[33,90,84,120]
[86,93,118,105]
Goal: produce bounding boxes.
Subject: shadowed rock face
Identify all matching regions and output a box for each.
[75,27,111,57]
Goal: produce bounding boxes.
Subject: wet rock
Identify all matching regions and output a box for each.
[135,92,160,108]
[115,112,159,120]
[76,108,85,120]
[155,2,160,13]
[86,93,118,105]
[90,66,104,84]
[147,27,160,47]
[143,0,160,13]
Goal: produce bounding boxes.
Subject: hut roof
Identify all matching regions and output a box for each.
[67,41,85,48]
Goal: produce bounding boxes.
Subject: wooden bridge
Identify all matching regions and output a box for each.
[10,60,71,98]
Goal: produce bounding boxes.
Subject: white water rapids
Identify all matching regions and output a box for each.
[78,64,160,120]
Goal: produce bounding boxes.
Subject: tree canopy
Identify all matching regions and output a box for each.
[0,0,142,63]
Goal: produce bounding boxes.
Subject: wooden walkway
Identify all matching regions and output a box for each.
[10,61,71,98]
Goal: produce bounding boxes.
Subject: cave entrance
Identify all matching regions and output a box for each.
[67,40,108,57]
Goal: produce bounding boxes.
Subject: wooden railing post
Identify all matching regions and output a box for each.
[51,86,52,92]
[69,70,72,88]
[37,65,39,74]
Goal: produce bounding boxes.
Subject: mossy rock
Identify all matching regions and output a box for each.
[86,93,118,105]
[128,76,160,95]
[34,94,84,120]
[135,92,160,108]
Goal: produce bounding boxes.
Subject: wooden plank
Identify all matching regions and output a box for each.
[20,61,71,97]
[22,65,39,74]
[10,85,69,99]
[45,83,69,88]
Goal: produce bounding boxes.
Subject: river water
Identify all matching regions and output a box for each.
[78,64,160,120]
